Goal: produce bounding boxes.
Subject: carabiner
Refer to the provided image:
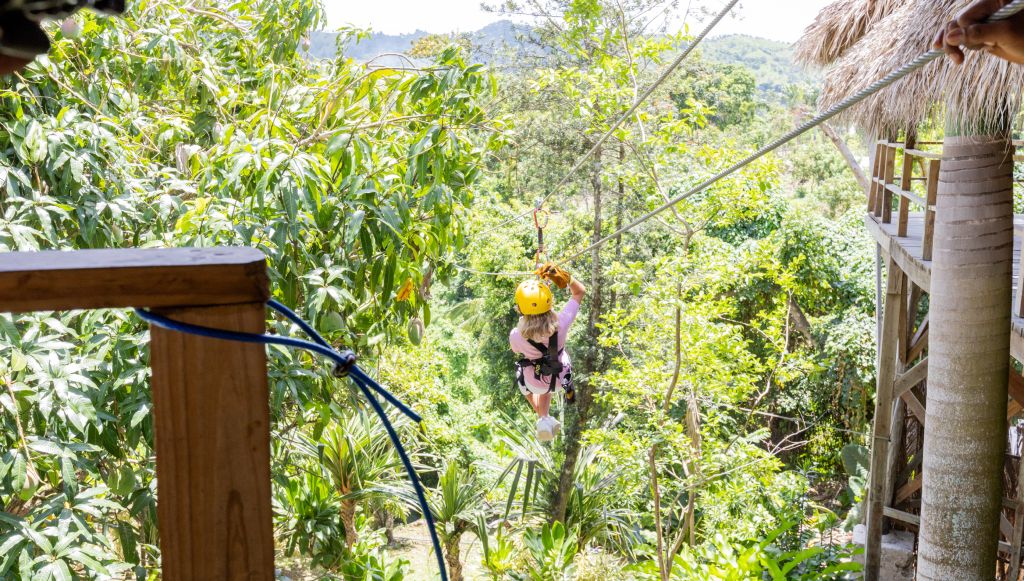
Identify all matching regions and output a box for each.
[533,207,549,230]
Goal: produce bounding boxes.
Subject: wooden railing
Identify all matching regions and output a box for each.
[0,248,273,580]
[868,140,940,261]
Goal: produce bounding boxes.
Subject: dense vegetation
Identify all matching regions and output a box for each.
[0,0,874,579]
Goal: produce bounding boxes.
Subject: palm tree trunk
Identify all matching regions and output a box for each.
[341,498,357,549]
[444,532,464,581]
[917,133,1013,579]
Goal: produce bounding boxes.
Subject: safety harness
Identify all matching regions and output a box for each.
[515,332,574,401]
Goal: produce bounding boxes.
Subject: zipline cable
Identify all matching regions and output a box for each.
[134,301,449,581]
[555,0,1024,264]
[467,0,741,241]
[533,0,740,211]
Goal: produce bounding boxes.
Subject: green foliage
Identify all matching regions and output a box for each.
[512,521,579,581]
[629,521,862,580]
[0,0,876,576]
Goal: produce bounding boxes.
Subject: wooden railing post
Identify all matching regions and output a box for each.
[922,159,940,262]
[897,139,916,237]
[0,248,273,580]
[149,303,273,580]
[869,141,884,214]
[881,144,897,224]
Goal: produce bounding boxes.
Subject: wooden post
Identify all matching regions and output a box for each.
[869,142,884,214]
[922,159,940,262]
[897,139,916,237]
[150,304,273,579]
[864,256,905,580]
[0,248,273,580]
[881,144,897,224]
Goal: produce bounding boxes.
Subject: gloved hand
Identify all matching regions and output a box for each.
[535,262,571,289]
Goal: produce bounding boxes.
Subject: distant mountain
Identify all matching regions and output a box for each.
[700,35,819,93]
[310,24,818,93]
[308,20,527,66]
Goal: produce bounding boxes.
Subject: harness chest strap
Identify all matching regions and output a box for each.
[519,332,562,393]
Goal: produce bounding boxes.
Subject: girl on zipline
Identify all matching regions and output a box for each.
[510,262,586,442]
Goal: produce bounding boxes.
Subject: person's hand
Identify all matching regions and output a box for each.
[535,262,571,289]
[933,0,1024,65]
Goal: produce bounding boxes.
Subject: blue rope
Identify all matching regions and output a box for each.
[133,306,447,581]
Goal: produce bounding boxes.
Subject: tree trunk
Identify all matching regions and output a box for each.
[550,145,604,524]
[444,532,464,581]
[340,498,357,550]
[820,122,869,191]
[917,133,1013,579]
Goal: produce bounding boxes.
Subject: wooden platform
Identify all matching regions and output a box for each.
[865,212,1024,362]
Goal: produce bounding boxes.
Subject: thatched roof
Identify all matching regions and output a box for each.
[794,0,898,67]
[806,0,1024,135]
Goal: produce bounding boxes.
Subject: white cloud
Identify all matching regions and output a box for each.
[324,0,834,43]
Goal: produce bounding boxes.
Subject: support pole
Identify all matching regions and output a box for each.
[865,256,904,580]
[150,303,274,580]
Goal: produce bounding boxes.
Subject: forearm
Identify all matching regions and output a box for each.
[569,277,586,302]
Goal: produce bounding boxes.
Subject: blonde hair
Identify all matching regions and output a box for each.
[518,311,558,343]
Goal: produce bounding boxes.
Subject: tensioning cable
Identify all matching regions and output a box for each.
[134,299,450,581]
[555,0,1024,264]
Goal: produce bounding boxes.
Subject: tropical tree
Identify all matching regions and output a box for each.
[314,407,408,550]
[429,463,487,581]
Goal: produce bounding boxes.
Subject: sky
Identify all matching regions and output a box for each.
[326,0,834,43]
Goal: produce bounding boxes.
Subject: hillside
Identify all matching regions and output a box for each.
[311,24,818,95]
[700,34,820,93]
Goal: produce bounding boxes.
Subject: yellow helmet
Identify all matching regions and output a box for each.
[515,279,553,315]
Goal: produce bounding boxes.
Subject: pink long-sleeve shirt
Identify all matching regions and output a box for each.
[510,298,580,390]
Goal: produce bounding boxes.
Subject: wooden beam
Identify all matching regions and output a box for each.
[894,358,928,399]
[898,137,916,237]
[895,476,922,505]
[922,159,940,261]
[1010,367,1024,408]
[907,315,929,363]
[865,259,905,580]
[883,398,908,518]
[883,507,920,526]
[869,142,884,213]
[150,302,274,580]
[881,145,897,224]
[901,390,927,425]
[0,248,269,313]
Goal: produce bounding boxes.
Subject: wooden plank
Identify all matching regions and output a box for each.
[885,183,926,209]
[904,148,943,161]
[865,259,905,581]
[895,476,922,505]
[883,507,921,526]
[864,215,932,292]
[1002,513,1015,542]
[901,390,927,425]
[907,319,929,363]
[0,248,269,313]
[922,159,940,261]
[883,398,907,514]
[150,302,274,581]
[894,358,928,398]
